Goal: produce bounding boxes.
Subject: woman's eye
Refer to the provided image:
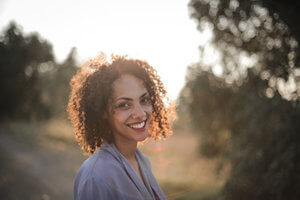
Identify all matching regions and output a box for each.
[141,97,151,104]
[117,102,130,109]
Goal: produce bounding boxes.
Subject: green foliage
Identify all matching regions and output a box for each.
[37,48,78,118]
[0,22,54,120]
[179,0,300,199]
[0,22,78,120]
[189,0,298,99]
[179,69,232,157]
[224,73,300,200]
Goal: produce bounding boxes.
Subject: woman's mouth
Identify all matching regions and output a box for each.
[127,120,147,131]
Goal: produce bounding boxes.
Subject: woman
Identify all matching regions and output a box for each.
[68,55,173,200]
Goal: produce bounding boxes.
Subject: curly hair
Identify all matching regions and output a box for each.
[67,55,173,154]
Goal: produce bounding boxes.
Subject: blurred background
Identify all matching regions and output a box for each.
[0,0,299,199]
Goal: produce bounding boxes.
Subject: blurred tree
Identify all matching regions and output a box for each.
[0,22,54,120]
[0,22,78,120]
[38,47,78,118]
[189,0,299,97]
[178,0,299,199]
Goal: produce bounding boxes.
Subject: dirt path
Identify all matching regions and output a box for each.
[0,133,86,200]
[0,121,224,200]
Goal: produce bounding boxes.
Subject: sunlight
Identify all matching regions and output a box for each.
[198,22,214,46]
[212,64,223,76]
[202,44,222,67]
[0,0,203,100]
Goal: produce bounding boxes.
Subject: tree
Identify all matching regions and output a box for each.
[0,22,54,120]
[38,47,78,118]
[179,0,300,199]
[0,22,78,120]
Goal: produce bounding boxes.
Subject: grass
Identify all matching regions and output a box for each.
[0,146,58,200]
[161,182,223,200]
[0,120,228,200]
[140,130,228,200]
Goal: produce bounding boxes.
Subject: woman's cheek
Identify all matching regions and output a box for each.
[145,104,153,114]
[120,109,132,119]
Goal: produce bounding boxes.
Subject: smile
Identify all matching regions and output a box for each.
[127,120,146,129]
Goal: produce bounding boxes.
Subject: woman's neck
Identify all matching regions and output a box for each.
[114,139,137,161]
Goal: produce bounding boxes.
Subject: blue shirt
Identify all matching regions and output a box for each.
[74,143,166,200]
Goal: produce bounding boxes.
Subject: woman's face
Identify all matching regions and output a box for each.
[107,74,153,145]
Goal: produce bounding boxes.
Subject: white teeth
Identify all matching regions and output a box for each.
[129,121,145,129]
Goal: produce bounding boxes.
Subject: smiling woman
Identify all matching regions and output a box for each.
[67,55,173,200]
[107,74,153,145]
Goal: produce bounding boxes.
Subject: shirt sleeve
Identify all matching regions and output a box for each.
[75,177,112,200]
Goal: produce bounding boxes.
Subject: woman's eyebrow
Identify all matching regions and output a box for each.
[115,97,133,102]
[139,92,148,99]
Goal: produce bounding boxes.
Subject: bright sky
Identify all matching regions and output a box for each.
[0,0,203,100]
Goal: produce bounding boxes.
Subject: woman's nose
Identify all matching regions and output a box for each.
[132,104,146,119]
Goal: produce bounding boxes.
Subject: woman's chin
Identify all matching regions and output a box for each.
[136,131,149,142]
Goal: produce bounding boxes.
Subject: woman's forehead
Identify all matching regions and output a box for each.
[111,74,148,100]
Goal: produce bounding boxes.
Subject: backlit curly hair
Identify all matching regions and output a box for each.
[67,55,173,154]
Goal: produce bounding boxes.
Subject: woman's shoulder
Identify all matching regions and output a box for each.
[77,148,123,179]
[74,148,126,191]
[73,148,122,200]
